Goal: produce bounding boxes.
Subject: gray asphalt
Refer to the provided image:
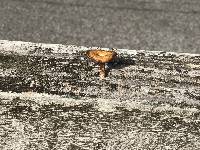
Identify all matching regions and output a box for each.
[0,0,200,53]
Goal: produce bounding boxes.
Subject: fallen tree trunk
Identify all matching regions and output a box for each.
[0,40,200,149]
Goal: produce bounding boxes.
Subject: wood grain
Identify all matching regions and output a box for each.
[0,40,200,149]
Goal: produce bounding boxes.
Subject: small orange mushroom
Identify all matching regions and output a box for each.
[86,49,117,79]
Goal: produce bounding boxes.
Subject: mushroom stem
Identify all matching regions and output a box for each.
[99,63,105,79]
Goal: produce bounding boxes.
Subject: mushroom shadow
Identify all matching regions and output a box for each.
[105,56,136,77]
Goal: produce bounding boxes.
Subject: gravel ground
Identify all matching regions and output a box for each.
[0,0,200,53]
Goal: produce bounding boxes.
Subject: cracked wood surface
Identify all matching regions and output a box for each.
[0,40,200,149]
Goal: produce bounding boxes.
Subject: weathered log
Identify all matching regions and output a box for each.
[0,40,200,149]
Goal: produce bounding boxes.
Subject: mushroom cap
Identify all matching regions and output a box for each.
[86,50,117,63]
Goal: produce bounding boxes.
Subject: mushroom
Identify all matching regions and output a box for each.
[86,49,117,79]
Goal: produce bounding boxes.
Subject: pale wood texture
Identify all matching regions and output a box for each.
[0,40,200,149]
